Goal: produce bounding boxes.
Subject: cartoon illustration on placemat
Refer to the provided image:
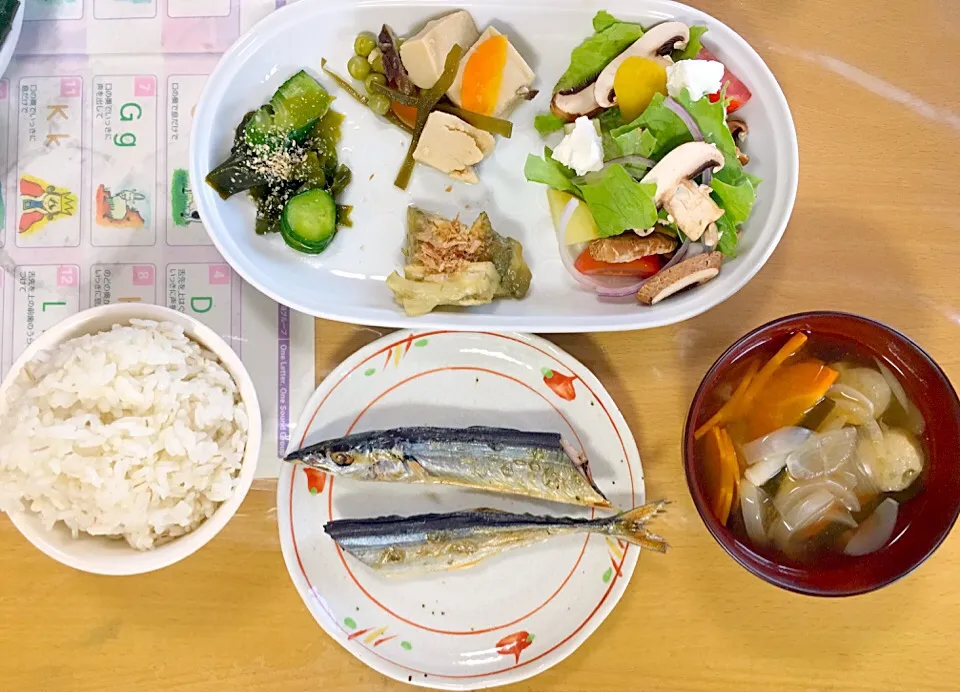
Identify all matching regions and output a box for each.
[95,184,147,228]
[171,168,200,227]
[18,174,78,235]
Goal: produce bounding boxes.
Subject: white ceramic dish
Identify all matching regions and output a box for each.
[0,3,23,79]
[191,0,798,332]
[278,330,649,689]
[0,304,262,576]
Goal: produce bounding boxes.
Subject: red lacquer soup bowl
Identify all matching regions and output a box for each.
[683,312,960,596]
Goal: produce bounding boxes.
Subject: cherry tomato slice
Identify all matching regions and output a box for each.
[695,48,752,113]
[574,248,662,277]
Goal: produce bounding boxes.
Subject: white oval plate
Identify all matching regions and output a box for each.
[277,331,647,689]
[191,0,798,332]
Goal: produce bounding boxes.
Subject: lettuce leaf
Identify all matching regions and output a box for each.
[614,93,693,159]
[710,175,756,257]
[554,12,645,94]
[674,88,742,184]
[715,213,739,257]
[673,25,708,61]
[523,147,580,195]
[575,164,658,237]
[534,112,567,136]
[710,177,756,225]
[592,10,619,32]
[612,127,657,159]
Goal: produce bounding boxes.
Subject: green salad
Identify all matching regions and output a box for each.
[524,11,759,304]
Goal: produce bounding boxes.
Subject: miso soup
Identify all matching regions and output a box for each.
[695,331,926,562]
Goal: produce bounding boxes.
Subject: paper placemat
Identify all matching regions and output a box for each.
[0,0,312,478]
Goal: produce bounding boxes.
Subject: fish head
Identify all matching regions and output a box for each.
[295,438,369,473]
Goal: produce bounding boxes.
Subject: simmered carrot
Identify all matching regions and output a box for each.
[702,426,739,526]
[391,102,418,129]
[695,360,760,440]
[740,332,808,409]
[743,360,839,438]
[717,428,739,525]
[702,427,729,522]
[720,428,740,496]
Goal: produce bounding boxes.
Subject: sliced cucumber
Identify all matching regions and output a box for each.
[280,189,337,254]
[270,71,332,143]
[243,106,276,146]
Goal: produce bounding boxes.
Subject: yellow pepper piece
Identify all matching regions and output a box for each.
[614,56,667,122]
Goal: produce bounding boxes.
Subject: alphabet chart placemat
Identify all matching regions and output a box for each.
[0,0,315,478]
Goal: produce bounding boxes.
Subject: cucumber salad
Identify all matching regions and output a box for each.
[525,11,759,304]
[206,71,352,255]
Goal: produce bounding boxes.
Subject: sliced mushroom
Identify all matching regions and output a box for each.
[702,222,719,248]
[550,84,602,122]
[637,251,723,305]
[661,179,724,241]
[727,118,748,142]
[728,119,749,165]
[641,141,725,204]
[588,232,677,263]
[594,22,690,108]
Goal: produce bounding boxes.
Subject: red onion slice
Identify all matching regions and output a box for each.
[664,96,703,141]
[664,96,713,184]
[557,198,579,241]
[554,199,648,296]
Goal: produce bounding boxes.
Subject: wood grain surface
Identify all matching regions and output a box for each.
[4,1,960,690]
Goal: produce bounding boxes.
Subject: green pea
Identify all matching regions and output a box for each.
[370,50,386,75]
[368,93,392,116]
[364,72,387,95]
[347,55,371,80]
[354,32,377,58]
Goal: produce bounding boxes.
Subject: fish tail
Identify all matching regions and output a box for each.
[605,500,670,553]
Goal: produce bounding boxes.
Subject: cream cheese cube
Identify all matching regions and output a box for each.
[399,10,480,89]
[448,26,536,117]
[412,111,496,184]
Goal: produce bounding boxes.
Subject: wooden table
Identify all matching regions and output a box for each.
[4,1,960,690]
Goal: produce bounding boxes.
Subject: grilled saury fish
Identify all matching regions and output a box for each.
[325,502,669,575]
[286,426,611,508]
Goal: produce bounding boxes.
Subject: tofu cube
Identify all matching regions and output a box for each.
[412,111,495,184]
[448,26,536,117]
[400,10,480,89]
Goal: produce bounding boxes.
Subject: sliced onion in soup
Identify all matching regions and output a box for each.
[844,498,899,556]
[744,454,788,487]
[874,359,925,436]
[785,427,859,480]
[739,479,771,547]
[742,427,813,466]
[837,367,892,417]
[828,384,876,421]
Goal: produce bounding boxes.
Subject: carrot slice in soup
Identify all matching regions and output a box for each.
[717,428,739,524]
[702,427,738,525]
[695,360,760,440]
[740,332,808,409]
[742,360,839,439]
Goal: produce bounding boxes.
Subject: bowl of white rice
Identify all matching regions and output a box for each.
[0,303,261,575]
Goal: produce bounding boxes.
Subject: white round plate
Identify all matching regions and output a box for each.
[278,331,647,689]
[191,0,799,332]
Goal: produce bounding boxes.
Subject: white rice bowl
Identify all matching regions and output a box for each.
[0,319,249,551]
